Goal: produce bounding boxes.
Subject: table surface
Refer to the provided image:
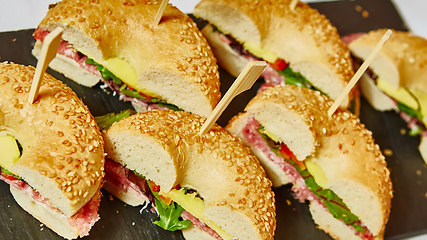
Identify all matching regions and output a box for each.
[1,1,427,240]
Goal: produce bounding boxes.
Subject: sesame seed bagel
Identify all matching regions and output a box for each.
[103,109,276,240]
[33,0,221,118]
[349,29,427,92]
[0,62,104,218]
[349,29,427,162]
[349,29,427,112]
[226,85,393,240]
[194,0,354,107]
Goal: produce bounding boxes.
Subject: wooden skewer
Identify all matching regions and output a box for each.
[327,29,393,117]
[153,0,169,25]
[28,27,63,104]
[199,61,267,135]
[290,0,299,10]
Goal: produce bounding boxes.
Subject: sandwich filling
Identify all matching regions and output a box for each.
[241,114,374,240]
[0,135,100,237]
[33,28,181,113]
[343,33,427,138]
[207,25,324,95]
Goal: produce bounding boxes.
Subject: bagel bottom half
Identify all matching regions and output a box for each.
[32,41,101,87]
[102,109,276,240]
[10,186,101,240]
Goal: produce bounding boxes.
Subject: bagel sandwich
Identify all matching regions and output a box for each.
[32,0,221,118]
[226,85,393,240]
[0,62,105,239]
[102,109,276,240]
[345,29,427,162]
[193,0,355,109]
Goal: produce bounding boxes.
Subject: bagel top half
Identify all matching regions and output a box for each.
[103,109,276,240]
[349,29,427,91]
[194,0,354,107]
[33,0,221,118]
[0,62,105,217]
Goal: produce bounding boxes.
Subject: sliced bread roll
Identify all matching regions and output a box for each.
[33,0,221,118]
[103,110,276,240]
[0,62,104,239]
[194,0,354,107]
[349,29,427,163]
[226,85,393,240]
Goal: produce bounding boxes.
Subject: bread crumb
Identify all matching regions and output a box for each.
[109,195,114,201]
[362,10,369,18]
[286,199,291,206]
[132,222,135,226]
[416,170,422,176]
[116,210,119,213]
[9,218,12,221]
[400,128,407,135]
[355,5,362,12]
[383,149,393,156]
[12,38,16,42]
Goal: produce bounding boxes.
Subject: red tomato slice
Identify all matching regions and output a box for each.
[148,180,160,192]
[159,195,173,205]
[270,59,288,71]
[280,144,306,170]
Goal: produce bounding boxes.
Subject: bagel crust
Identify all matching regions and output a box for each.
[194,0,354,107]
[226,85,393,239]
[0,62,104,218]
[104,110,276,240]
[34,0,221,118]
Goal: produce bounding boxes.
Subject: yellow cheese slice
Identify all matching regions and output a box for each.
[412,88,427,125]
[260,128,280,143]
[0,134,20,171]
[305,159,328,189]
[160,188,234,240]
[377,78,418,110]
[243,41,278,63]
[75,47,150,93]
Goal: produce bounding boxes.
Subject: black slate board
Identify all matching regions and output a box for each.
[0,0,426,240]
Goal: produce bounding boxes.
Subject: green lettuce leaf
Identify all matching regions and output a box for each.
[277,66,328,96]
[145,179,192,231]
[0,168,22,180]
[397,102,425,136]
[120,89,147,99]
[153,198,192,231]
[85,58,122,85]
[258,129,365,232]
[397,102,423,120]
[94,109,135,131]
[150,98,183,111]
